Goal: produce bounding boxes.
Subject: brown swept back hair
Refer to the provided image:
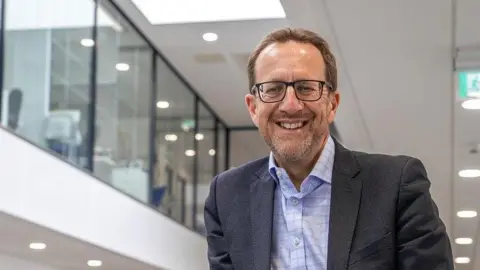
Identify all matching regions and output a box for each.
[247,27,338,92]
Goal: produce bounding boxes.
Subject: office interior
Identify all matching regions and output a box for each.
[0,0,479,269]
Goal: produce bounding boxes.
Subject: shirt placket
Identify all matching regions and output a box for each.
[284,194,306,269]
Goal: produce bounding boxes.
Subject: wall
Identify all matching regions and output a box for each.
[0,128,208,270]
[229,130,269,167]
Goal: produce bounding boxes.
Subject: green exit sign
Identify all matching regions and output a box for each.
[458,71,480,98]
[181,119,195,131]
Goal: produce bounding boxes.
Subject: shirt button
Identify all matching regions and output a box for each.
[293,237,301,247]
[290,198,299,205]
[276,171,281,177]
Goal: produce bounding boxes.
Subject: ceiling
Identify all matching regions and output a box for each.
[112,0,480,267]
[0,212,161,270]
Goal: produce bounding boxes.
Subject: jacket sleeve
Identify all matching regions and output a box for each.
[204,175,234,269]
[396,157,454,269]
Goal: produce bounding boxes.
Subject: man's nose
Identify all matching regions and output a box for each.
[279,87,303,112]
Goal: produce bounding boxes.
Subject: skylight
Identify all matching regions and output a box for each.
[6,0,121,31]
[131,0,286,25]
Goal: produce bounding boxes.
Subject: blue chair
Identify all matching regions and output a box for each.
[151,186,167,207]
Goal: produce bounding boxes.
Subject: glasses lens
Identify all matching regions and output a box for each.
[294,81,322,101]
[259,82,286,102]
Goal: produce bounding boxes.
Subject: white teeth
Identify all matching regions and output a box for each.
[279,122,304,129]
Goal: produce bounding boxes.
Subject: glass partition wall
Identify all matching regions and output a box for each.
[0,0,230,233]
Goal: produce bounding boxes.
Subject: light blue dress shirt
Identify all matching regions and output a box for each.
[269,136,335,270]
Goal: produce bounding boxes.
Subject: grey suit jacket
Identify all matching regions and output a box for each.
[204,140,453,270]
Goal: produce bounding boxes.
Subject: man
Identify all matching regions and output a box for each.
[204,28,453,270]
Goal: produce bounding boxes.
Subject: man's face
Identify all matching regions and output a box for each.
[245,41,340,162]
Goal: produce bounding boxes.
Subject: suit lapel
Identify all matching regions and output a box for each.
[327,141,362,270]
[250,164,276,270]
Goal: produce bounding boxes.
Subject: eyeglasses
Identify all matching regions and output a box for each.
[250,80,333,103]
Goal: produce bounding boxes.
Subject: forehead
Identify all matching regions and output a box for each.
[255,41,326,79]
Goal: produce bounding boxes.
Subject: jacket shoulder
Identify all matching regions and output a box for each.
[347,149,427,192]
[350,149,417,170]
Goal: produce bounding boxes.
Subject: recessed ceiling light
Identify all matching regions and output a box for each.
[203,32,218,42]
[457,210,477,218]
[458,169,480,178]
[156,101,170,109]
[80,38,94,47]
[87,260,103,267]
[29,242,46,250]
[455,237,473,245]
[165,134,177,141]
[209,149,216,156]
[195,133,204,140]
[455,257,470,264]
[185,149,195,156]
[462,99,480,110]
[115,63,130,71]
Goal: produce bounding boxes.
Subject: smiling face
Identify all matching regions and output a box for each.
[245,41,340,163]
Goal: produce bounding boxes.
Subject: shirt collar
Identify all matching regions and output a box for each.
[268,135,335,184]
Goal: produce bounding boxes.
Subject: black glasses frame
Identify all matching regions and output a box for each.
[250,80,333,103]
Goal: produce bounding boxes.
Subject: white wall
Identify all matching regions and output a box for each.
[0,128,208,270]
[0,254,60,270]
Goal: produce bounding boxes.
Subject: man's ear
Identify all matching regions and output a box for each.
[327,91,340,124]
[245,94,259,127]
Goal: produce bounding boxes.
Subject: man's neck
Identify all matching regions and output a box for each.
[275,135,330,190]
